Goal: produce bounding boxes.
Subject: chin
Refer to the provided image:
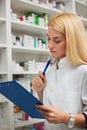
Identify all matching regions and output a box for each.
[52,55,58,59]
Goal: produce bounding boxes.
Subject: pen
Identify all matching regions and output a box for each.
[43,59,51,74]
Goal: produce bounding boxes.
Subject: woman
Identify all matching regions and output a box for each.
[32,12,87,130]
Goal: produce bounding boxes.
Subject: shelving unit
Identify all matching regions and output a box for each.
[0,0,87,130]
[12,46,49,54]
[15,119,44,128]
[73,0,87,26]
[0,17,6,23]
[11,0,62,17]
[11,20,48,36]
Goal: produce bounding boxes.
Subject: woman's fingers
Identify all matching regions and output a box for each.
[36,105,59,123]
[36,105,52,112]
[38,71,44,78]
[32,76,42,86]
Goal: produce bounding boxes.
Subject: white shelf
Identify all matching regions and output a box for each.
[12,46,49,55]
[0,44,7,49]
[75,0,87,6]
[80,17,87,26]
[11,20,48,37]
[55,0,69,2]
[75,0,87,27]
[0,71,8,75]
[15,118,44,128]
[0,125,10,130]
[0,17,6,23]
[13,71,37,75]
[11,0,62,17]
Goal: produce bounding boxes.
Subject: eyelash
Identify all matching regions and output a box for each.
[47,39,61,44]
[55,41,61,43]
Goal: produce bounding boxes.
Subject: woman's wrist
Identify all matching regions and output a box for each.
[37,91,43,101]
[62,113,70,124]
[64,113,87,127]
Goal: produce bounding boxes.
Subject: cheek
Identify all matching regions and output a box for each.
[62,43,66,53]
[56,43,66,55]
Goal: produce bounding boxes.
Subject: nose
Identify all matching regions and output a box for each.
[48,40,54,49]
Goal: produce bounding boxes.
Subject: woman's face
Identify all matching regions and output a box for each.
[47,26,66,59]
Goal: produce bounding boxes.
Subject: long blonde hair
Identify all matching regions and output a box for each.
[48,12,87,65]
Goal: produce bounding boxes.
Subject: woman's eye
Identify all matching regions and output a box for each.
[54,40,61,43]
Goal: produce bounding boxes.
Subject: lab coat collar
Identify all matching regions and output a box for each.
[58,57,71,69]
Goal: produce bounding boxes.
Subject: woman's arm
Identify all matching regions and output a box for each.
[32,71,47,101]
[36,105,87,127]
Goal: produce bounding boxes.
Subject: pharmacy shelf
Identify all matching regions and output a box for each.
[11,20,48,37]
[75,0,87,6]
[0,125,10,130]
[12,71,37,75]
[11,0,62,17]
[0,17,6,23]
[15,118,45,128]
[80,17,87,27]
[74,0,87,27]
[0,71,8,74]
[12,46,49,55]
[0,44,7,49]
[55,0,69,2]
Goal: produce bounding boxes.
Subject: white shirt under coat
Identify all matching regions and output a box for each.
[43,57,87,130]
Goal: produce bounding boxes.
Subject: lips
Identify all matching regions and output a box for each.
[50,50,56,53]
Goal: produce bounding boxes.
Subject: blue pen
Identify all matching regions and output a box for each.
[43,59,51,74]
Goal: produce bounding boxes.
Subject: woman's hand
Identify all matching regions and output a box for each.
[32,71,47,94]
[36,105,70,124]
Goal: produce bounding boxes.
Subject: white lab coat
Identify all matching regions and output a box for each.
[43,57,87,130]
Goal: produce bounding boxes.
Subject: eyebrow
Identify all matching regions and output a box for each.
[47,35,62,39]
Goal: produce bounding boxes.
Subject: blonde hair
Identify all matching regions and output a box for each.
[48,12,87,65]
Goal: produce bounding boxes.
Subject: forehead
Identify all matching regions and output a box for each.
[48,26,64,38]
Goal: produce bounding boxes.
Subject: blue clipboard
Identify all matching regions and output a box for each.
[0,80,45,119]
